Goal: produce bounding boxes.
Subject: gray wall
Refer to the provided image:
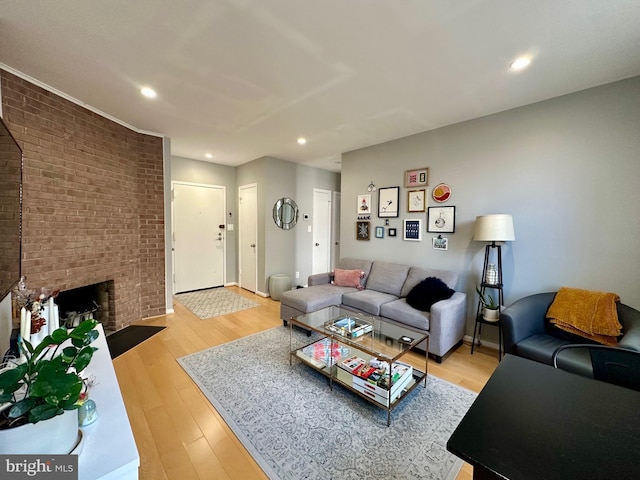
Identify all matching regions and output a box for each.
[341,76,640,337]
[234,157,340,295]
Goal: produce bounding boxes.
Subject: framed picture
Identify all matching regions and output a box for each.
[404,168,429,188]
[403,219,422,241]
[357,194,372,215]
[378,186,400,218]
[356,221,370,240]
[427,206,456,233]
[388,228,397,237]
[375,226,384,238]
[407,189,426,212]
[432,236,448,250]
[432,183,451,203]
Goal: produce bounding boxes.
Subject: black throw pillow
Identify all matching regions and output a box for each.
[406,277,455,312]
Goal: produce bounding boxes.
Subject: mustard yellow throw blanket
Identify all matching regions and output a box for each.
[547,287,622,346]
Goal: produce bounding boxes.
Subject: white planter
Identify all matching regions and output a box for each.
[483,308,500,322]
[0,409,79,454]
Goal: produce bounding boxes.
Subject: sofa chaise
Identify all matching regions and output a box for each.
[280,258,467,363]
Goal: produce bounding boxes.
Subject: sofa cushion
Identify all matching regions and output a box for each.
[342,290,398,316]
[380,298,430,331]
[365,261,410,297]
[401,267,459,297]
[406,277,455,312]
[332,268,364,288]
[280,284,356,313]
[514,334,569,366]
[338,258,373,285]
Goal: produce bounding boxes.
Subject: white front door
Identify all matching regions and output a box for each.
[239,184,258,293]
[312,189,332,274]
[173,182,225,294]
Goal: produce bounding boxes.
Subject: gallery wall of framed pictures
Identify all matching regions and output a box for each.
[354,167,455,246]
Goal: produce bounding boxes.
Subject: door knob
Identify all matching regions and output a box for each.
[250,243,256,248]
[315,243,320,246]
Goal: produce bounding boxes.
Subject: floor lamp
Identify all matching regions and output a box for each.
[472,214,515,359]
[473,214,515,290]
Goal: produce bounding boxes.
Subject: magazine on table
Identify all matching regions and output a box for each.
[301,338,350,367]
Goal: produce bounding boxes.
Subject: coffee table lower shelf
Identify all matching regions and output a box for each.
[291,346,427,426]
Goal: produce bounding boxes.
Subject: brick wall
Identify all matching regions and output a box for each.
[1,70,165,330]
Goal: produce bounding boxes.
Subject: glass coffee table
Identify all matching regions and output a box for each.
[289,305,428,426]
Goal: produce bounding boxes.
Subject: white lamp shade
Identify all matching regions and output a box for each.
[473,214,515,242]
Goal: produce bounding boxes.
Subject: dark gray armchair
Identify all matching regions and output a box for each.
[501,292,640,376]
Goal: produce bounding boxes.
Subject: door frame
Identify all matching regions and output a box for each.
[331,191,341,270]
[238,183,258,293]
[171,181,227,293]
[312,188,332,274]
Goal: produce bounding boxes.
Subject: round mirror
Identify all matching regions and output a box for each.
[273,197,299,230]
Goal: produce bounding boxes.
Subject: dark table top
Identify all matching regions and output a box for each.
[447,354,640,480]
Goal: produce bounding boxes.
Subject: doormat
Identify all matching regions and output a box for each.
[106,325,165,359]
[178,327,476,480]
[174,287,260,320]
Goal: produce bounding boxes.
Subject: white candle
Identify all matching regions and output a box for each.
[25,310,31,340]
[20,307,26,339]
[53,304,60,331]
[48,297,55,334]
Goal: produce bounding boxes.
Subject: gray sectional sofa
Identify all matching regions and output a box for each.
[280,258,467,362]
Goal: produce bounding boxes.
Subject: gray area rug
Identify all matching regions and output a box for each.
[174,287,260,319]
[178,327,477,479]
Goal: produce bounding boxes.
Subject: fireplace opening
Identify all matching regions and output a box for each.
[55,280,114,332]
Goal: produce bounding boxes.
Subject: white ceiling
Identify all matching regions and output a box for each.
[1,1,640,172]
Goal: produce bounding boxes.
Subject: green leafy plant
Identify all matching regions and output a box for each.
[0,319,99,430]
[476,286,499,310]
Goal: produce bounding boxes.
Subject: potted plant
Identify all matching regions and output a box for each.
[476,286,500,322]
[0,319,99,454]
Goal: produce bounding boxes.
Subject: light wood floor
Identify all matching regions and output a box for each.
[113,286,499,480]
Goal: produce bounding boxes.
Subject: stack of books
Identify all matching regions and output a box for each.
[325,316,373,338]
[339,356,381,383]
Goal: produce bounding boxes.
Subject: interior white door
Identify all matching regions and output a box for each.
[173,182,226,293]
[331,191,341,270]
[312,189,332,274]
[239,184,258,293]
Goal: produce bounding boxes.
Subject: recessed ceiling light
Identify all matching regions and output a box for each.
[140,87,157,98]
[509,57,531,71]
[297,137,307,145]
[205,153,213,159]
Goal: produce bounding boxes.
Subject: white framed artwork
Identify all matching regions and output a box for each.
[403,219,422,241]
[357,194,372,215]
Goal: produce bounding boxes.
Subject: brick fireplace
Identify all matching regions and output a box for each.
[1,70,166,331]
[56,280,114,331]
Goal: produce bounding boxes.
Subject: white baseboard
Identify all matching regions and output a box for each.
[223,282,268,298]
[165,308,175,315]
[464,334,500,352]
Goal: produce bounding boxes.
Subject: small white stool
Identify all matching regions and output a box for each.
[269,274,291,301]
